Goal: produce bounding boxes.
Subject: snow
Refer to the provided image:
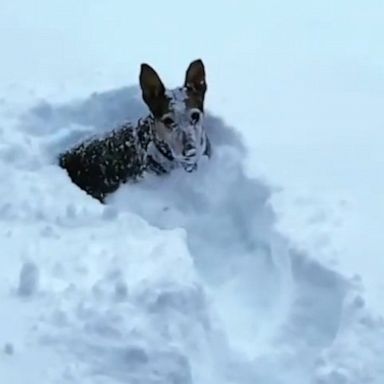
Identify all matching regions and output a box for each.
[1,1,384,383]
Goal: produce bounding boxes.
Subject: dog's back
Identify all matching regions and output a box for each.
[59,123,144,202]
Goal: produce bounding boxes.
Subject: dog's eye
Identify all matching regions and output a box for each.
[190,111,200,124]
[162,116,175,127]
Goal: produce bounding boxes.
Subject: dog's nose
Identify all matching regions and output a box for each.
[183,143,196,157]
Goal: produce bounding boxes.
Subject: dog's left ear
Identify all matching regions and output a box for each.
[184,59,207,97]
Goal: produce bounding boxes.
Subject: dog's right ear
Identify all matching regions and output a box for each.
[139,64,166,104]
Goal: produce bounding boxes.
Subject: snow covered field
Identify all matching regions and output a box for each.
[1,1,383,383]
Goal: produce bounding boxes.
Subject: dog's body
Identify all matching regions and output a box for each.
[59,60,211,202]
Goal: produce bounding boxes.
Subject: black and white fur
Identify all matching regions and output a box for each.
[59,59,211,203]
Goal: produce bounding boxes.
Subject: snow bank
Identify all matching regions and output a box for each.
[0,86,383,384]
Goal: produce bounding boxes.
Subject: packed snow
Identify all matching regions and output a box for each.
[1,1,384,383]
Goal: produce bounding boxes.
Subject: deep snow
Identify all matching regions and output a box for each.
[0,83,383,384]
[1,1,384,383]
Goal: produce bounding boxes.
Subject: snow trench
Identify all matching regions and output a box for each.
[0,87,383,384]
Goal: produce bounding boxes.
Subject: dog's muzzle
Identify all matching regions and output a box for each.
[180,143,199,172]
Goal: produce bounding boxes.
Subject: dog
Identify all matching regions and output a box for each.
[59,59,211,202]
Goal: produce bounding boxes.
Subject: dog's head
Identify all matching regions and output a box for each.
[139,59,208,172]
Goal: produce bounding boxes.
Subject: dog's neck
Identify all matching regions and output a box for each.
[135,115,178,175]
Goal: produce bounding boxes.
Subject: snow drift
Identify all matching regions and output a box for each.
[0,86,383,384]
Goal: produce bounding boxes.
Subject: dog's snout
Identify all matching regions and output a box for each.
[184,142,194,152]
[183,150,196,158]
[183,142,196,157]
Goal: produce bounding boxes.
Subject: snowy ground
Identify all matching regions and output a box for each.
[1,1,384,383]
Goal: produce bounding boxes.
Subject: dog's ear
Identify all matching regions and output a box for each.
[184,59,207,96]
[139,63,167,116]
[140,64,165,101]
